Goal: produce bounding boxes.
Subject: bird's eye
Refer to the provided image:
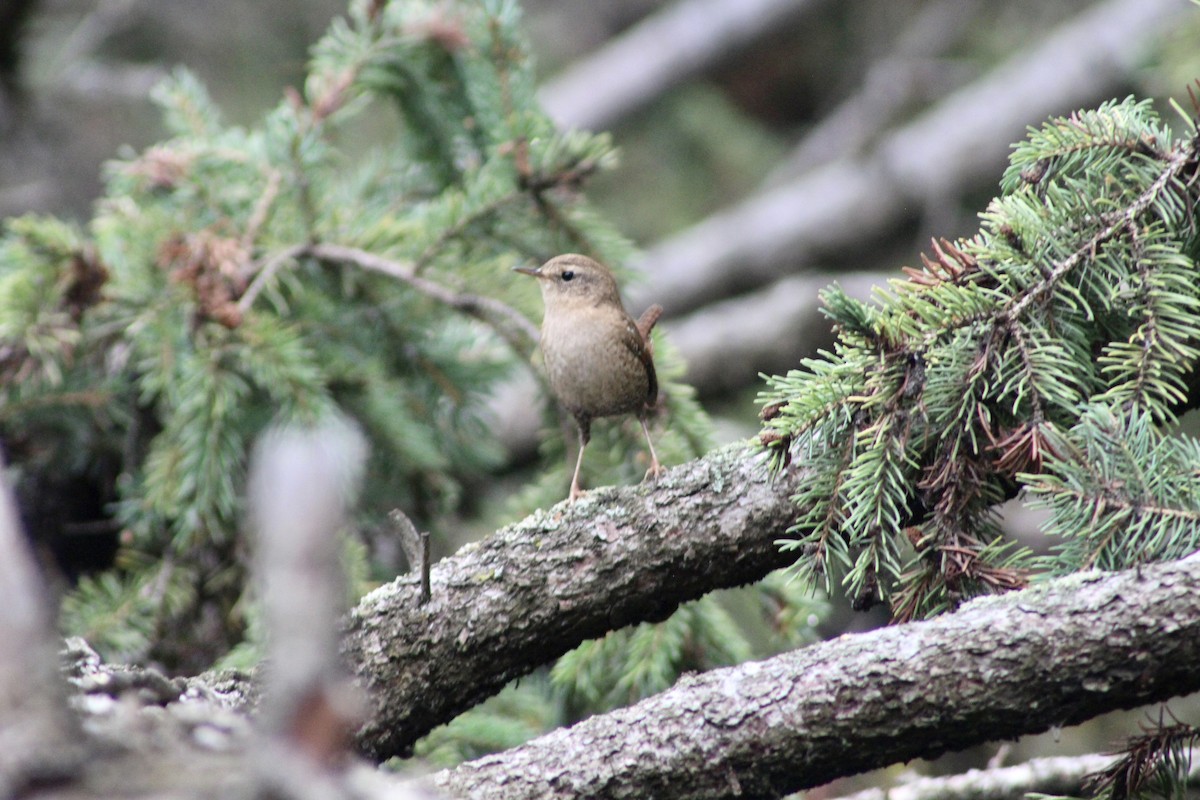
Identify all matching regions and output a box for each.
[561,270,575,282]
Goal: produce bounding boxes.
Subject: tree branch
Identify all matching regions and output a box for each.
[538,0,827,132]
[833,753,1119,800]
[433,555,1200,799]
[764,0,985,185]
[342,444,803,759]
[241,243,541,357]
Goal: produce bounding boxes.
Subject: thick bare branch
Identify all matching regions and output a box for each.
[434,555,1200,799]
[343,444,802,759]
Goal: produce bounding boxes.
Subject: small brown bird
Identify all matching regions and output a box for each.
[516,254,664,502]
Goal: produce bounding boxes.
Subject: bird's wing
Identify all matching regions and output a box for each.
[622,316,658,409]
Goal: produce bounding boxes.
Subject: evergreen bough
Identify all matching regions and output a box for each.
[759,96,1200,621]
[0,0,717,669]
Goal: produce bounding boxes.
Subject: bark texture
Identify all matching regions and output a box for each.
[342,444,802,759]
[434,555,1200,800]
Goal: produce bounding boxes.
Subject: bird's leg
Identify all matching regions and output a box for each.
[569,422,590,503]
[639,417,664,482]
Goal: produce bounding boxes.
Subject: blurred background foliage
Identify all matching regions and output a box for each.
[2,0,719,668]
[3,0,1200,792]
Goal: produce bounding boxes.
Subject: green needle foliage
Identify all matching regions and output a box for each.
[1026,405,1200,574]
[2,0,717,670]
[758,96,1200,620]
[550,572,824,714]
[411,676,563,769]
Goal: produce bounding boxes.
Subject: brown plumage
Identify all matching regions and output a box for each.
[515,253,664,502]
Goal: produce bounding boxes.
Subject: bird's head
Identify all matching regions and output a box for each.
[514,253,622,310]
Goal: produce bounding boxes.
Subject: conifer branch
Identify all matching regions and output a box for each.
[1084,713,1200,800]
[410,193,521,275]
[1023,483,1200,528]
[240,242,541,357]
[241,169,283,251]
[1000,144,1196,325]
[758,98,1200,617]
[8,0,663,668]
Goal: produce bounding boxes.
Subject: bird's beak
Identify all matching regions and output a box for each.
[512,265,541,278]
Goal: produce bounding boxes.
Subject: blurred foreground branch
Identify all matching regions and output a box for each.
[0,430,439,799]
[0,454,79,795]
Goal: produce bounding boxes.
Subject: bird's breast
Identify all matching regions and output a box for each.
[541,307,651,420]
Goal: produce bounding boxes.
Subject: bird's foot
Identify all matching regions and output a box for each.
[643,458,665,483]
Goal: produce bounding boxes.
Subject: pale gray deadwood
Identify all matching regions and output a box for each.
[434,556,1200,800]
[763,0,985,184]
[538,0,827,131]
[832,754,1120,800]
[342,444,802,759]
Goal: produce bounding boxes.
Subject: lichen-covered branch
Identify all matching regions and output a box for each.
[434,555,1200,800]
[342,444,803,759]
